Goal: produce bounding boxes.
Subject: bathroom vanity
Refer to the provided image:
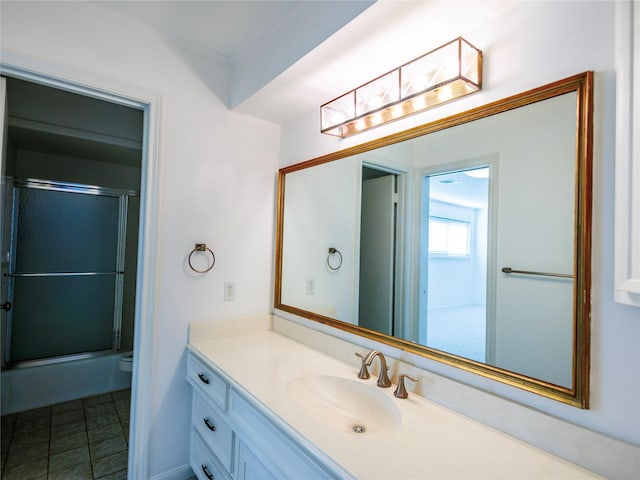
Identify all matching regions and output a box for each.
[187,317,601,480]
[187,348,347,480]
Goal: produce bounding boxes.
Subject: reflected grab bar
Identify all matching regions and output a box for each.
[501,267,573,279]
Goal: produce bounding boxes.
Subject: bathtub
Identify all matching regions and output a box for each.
[1,351,132,414]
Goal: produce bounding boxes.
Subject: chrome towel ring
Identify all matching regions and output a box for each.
[188,243,215,273]
[327,247,343,271]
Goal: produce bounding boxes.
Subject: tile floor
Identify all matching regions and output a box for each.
[0,389,131,480]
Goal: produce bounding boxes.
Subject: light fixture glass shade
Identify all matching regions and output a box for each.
[321,37,482,137]
[321,91,355,132]
[356,70,400,117]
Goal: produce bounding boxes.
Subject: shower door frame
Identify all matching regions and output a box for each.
[3,177,137,369]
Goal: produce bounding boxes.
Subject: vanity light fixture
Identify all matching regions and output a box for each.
[320,37,483,137]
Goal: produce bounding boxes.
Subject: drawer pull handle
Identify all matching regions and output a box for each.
[197,373,210,384]
[203,417,216,432]
[201,464,214,479]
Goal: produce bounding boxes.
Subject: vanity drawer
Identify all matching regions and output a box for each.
[191,430,232,480]
[192,393,234,472]
[188,353,228,411]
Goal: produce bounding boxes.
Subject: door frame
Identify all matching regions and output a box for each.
[414,154,498,362]
[0,56,161,480]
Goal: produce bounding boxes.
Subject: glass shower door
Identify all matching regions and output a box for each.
[5,180,128,365]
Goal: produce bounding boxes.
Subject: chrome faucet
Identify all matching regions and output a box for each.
[363,350,392,388]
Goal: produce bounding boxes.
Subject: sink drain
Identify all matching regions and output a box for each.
[350,424,366,434]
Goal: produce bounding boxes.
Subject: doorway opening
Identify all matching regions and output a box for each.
[419,165,490,362]
[1,75,144,478]
[358,165,400,337]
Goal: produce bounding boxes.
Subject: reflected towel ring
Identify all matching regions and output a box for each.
[188,243,215,273]
[327,247,343,271]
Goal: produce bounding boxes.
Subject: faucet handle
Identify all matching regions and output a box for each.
[394,374,419,399]
[355,352,370,379]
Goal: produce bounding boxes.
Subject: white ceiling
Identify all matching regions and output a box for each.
[93,1,301,61]
[429,169,490,209]
[91,0,375,121]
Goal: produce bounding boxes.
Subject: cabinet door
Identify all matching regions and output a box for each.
[237,442,278,480]
[190,430,232,480]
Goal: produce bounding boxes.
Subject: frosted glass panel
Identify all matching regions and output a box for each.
[10,275,115,362]
[15,188,119,273]
[6,183,126,364]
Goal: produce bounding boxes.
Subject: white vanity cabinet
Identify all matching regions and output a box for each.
[187,350,346,480]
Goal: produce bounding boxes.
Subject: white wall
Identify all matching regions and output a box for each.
[279,0,640,449]
[281,156,360,321]
[1,2,279,477]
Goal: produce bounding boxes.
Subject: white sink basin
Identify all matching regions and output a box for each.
[287,375,401,434]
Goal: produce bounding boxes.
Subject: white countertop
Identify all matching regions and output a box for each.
[189,327,601,479]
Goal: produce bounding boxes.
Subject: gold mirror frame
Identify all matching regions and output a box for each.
[275,72,593,408]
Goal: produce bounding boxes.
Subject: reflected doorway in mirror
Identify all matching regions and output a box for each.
[420,166,491,364]
[359,167,399,337]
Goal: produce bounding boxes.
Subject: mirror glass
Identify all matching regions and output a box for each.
[276,73,592,407]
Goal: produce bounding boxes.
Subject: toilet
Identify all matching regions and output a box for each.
[119,351,133,373]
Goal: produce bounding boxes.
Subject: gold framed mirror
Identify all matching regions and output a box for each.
[274,72,593,408]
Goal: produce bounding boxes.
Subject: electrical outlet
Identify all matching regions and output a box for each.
[224,281,235,301]
[306,278,315,295]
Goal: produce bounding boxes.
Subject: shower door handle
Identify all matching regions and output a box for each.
[1,302,10,311]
